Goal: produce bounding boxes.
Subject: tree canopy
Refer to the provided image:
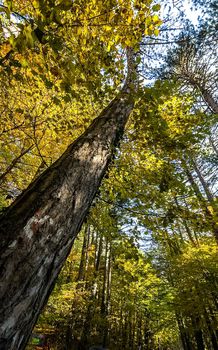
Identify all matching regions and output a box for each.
[0,0,217,349]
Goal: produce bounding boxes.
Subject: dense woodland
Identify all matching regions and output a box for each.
[0,0,217,349]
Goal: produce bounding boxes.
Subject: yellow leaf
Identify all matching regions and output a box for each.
[125,38,132,46]
[127,15,132,24]
[154,29,159,36]
[152,14,159,23]
[104,25,111,32]
[115,34,120,43]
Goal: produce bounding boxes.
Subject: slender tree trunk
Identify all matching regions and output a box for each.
[137,315,142,350]
[106,242,112,314]
[194,284,218,349]
[103,241,112,347]
[0,49,136,349]
[132,312,137,350]
[101,238,108,316]
[176,221,185,242]
[209,136,218,156]
[182,161,218,243]
[121,309,127,349]
[183,198,201,243]
[183,72,218,114]
[203,307,218,350]
[126,312,131,350]
[129,312,135,350]
[189,156,214,204]
[176,313,192,350]
[201,89,218,114]
[174,197,196,244]
[77,226,90,283]
[95,234,103,272]
[192,317,205,350]
[84,226,91,287]
[207,304,218,333]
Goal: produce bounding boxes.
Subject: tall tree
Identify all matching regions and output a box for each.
[0,46,138,349]
[0,0,163,346]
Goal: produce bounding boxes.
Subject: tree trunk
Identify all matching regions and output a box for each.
[176,313,192,350]
[101,238,108,316]
[95,234,103,272]
[174,197,196,244]
[203,307,218,350]
[201,89,218,114]
[182,71,218,114]
[102,241,112,348]
[137,315,142,350]
[0,51,136,348]
[209,136,218,157]
[192,317,205,350]
[189,156,214,205]
[77,226,90,283]
[182,160,218,243]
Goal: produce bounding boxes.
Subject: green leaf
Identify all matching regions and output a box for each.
[152,4,161,12]
[6,0,13,12]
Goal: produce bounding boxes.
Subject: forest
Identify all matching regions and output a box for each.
[0,0,217,349]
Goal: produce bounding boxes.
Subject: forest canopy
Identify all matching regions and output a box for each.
[0,0,217,350]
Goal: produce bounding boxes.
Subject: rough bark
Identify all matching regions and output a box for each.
[0,53,136,348]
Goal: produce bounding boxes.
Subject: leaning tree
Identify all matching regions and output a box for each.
[0,0,162,349]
